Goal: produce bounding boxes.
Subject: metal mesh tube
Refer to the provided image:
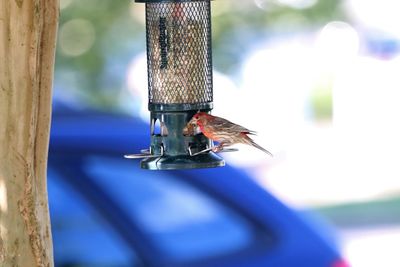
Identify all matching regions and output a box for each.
[145,1,213,105]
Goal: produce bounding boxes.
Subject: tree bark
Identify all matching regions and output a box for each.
[0,0,59,266]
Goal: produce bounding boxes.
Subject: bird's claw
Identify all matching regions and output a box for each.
[211,145,223,153]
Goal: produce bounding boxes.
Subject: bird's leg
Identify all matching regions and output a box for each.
[211,146,221,153]
[212,142,229,153]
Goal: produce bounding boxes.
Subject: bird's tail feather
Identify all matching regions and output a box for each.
[248,138,273,157]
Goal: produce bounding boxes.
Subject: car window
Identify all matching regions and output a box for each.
[84,156,257,263]
[48,167,140,267]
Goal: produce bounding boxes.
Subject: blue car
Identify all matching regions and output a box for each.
[48,106,347,267]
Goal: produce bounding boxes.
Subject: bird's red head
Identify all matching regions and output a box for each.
[193,113,200,120]
[192,112,211,121]
[192,112,202,120]
[190,112,211,127]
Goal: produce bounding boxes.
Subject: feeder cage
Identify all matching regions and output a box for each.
[129,0,224,170]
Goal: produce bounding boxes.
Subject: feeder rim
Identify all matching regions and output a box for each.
[148,102,213,112]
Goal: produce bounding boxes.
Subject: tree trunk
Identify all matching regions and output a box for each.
[0,0,59,266]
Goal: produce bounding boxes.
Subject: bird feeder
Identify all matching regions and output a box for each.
[127,0,225,170]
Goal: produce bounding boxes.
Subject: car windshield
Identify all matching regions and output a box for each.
[48,167,139,266]
[84,156,257,262]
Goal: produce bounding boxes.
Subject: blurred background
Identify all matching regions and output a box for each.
[54,0,400,266]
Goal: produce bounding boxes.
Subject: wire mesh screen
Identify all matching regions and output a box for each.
[145,1,213,105]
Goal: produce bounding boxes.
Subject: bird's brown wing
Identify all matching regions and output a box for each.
[212,116,257,135]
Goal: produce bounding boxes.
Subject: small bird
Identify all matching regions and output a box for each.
[186,112,273,156]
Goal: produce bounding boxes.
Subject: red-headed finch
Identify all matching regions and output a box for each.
[186,112,272,156]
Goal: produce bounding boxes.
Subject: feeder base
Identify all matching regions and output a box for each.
[141,152,224,170]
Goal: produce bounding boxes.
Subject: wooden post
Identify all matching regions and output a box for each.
[0,0,59,266]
